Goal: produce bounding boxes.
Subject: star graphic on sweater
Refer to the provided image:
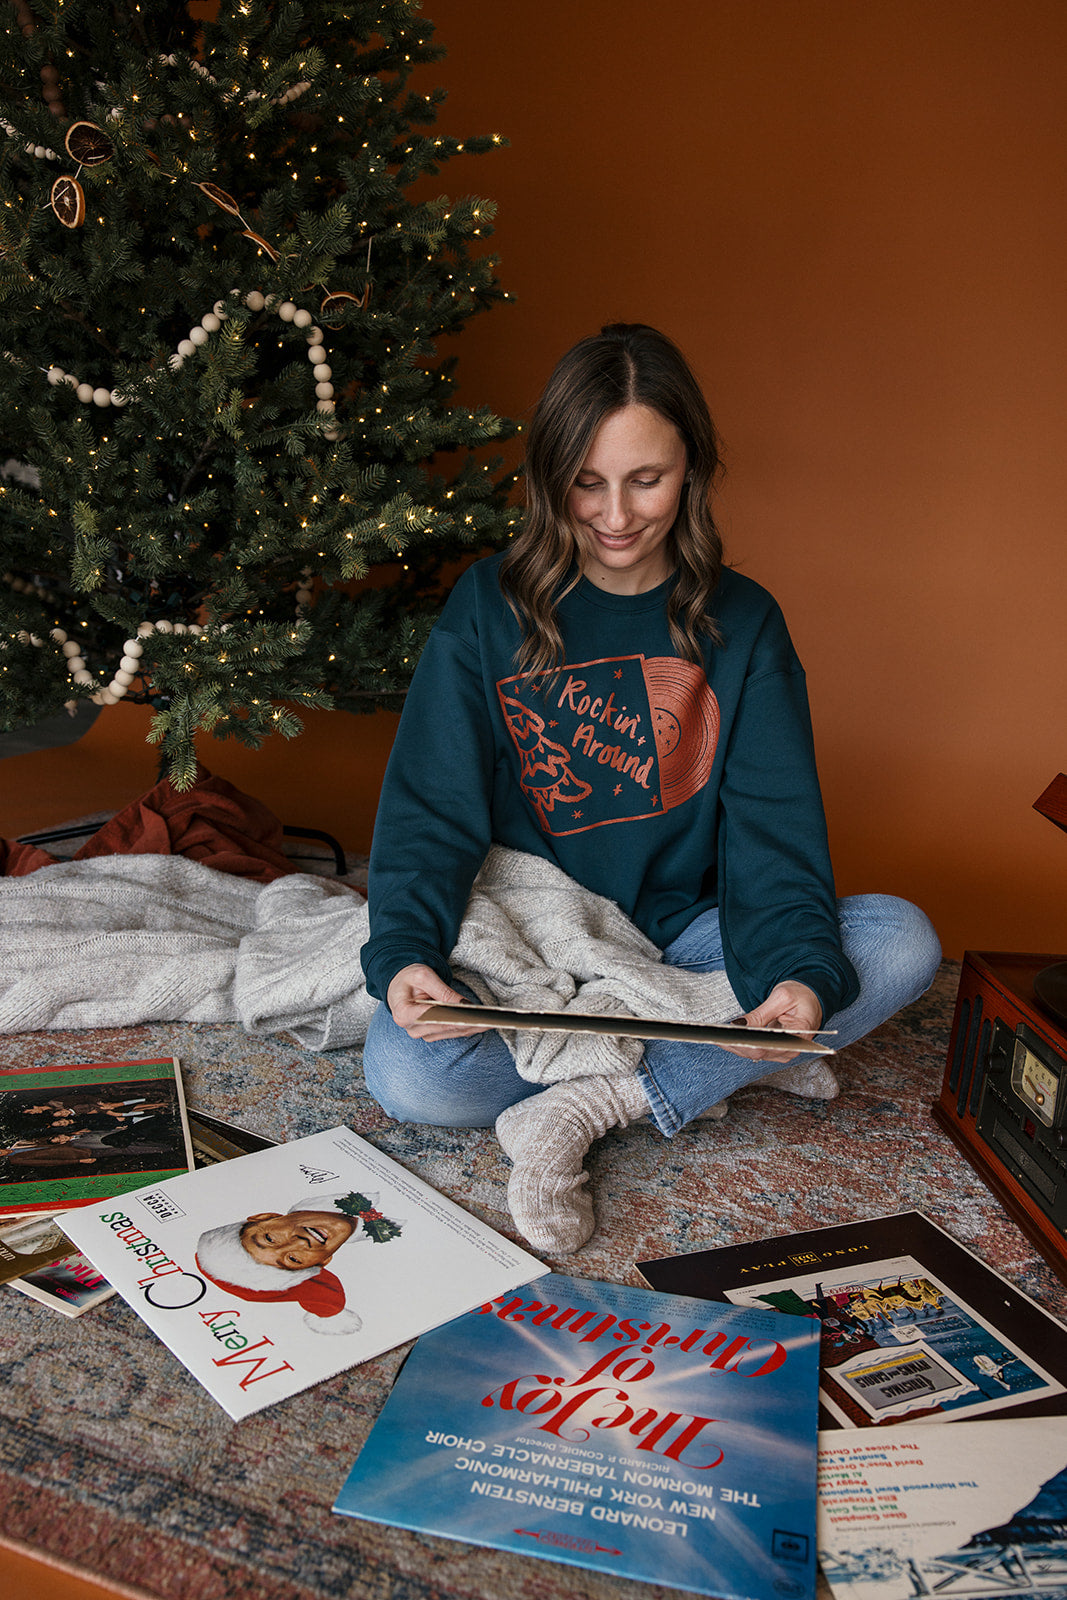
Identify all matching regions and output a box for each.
[548,719,558,728]
[613,784,622,796]
[638,735,646,745]
[614,668,623,679]
[573,809,583,819]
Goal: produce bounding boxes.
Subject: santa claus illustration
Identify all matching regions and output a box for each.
[195,1191,402,1335]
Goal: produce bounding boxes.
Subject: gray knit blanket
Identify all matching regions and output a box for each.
[0,847,746,1085]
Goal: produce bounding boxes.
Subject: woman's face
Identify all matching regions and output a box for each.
[567,403,688,594]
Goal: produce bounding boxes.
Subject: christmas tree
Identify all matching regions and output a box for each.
[0,0,517,787]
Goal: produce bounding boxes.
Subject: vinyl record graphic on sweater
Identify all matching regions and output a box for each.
[498,655,719,836]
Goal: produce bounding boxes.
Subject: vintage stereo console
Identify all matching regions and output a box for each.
[934,951,1067,1282]
[932,776,1067,1283]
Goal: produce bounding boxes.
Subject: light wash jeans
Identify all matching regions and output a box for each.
[362,894,942,1137]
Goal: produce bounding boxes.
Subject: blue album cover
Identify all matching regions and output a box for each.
[722,1253,1065,1426]
[334,1272,822,1600]
[818,1418,1067,1600]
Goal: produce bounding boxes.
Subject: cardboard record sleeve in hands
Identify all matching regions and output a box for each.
[421,1003,834,1053]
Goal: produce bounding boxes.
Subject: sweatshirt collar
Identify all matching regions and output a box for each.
[570,568,678,613]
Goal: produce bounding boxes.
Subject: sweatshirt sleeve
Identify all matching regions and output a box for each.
[359,616,497,1004]
[715,659,859,1020]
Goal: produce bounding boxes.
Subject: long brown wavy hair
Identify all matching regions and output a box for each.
[499,323,725,675]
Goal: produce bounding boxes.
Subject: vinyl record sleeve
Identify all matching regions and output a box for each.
[334,1272,822,1600]
[62,1126,543,1419]
[9,1249,115,1316]
[0,1211,74,1284]
[0,1057,194,1217]
[638,1211,1067,1428]
[422,1003,834,1053]
[817,1416,1067,1600]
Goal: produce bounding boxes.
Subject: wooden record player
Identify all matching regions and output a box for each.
[933,776,1067,1283]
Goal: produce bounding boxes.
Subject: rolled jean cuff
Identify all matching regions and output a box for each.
[637,1062,679,1138]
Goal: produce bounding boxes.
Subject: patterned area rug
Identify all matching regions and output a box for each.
[2,959,1065,1600]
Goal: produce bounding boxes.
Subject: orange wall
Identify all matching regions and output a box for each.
[426,0,1067,960]
[8,1,1064,963]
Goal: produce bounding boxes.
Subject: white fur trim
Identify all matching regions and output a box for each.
[304,1307,362,1335]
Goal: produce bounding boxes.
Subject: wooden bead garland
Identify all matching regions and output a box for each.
[4,569,57,607]
[21,617,207,707]
[0,116,58,161]
[295,566,314,611]
[41,291,340,437]
[6,604,322,709]
[5,540,316,713]
[7,0,65,126]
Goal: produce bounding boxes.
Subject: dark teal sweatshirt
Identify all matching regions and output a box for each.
[360,552,859,1019]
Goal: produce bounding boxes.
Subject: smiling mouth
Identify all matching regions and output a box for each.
[592,528,645,547]
[303,1225,329,1245]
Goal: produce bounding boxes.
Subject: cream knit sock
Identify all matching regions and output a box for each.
[496,1074,651,1256]
[695,1061,839,1121]
[757,1058,840,1099]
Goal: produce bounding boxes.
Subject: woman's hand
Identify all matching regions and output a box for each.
[725,981,824,1063]
[386,964,491,1041]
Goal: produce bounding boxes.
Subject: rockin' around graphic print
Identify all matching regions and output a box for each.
[497,655,720,836]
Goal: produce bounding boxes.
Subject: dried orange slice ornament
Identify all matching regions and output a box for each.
[197,181,242,217]
[51,175,85,228]
[320,287,369,324]
[242,228,280,261]
[65,121,114,165]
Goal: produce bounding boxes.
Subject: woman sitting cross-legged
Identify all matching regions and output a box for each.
[359,323,941,1256]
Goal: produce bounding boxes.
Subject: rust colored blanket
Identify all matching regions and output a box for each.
[1,765,296,881]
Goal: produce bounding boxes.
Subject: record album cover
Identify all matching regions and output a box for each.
[62,1125,543,1419]
[817,1417,1067,1600]
[335,1272,823,1600]
[639,1212,1067,1428]
[0,1056,193,1216]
